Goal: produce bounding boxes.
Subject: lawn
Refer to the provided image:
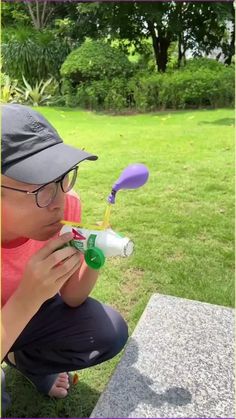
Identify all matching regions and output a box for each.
[4,108,234,418]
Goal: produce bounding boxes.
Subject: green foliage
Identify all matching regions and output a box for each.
[16,76,53,106]
[2,2,235,73]
[67,58,234,111]
[129,59,235,111]
[64,94,80,108]
[62,2,234,72]
[0,73,20,104]
[128,74,162,111]
[104,78,128,111]
[60,39,133,84]
[75,78,129,111]
[2,27,71,85]
[76,79,109,109]
[1,2,30,27]
[184,57,228,72]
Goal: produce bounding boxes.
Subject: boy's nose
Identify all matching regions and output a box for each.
[47,185,65,210]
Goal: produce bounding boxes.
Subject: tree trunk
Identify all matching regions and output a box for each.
[156,36,170,72]
[24,0,53,29]
[24,1,39,29]
[177,33,187,68]
[224,20,235,65]
[178,33,182,67]
[147,21,170,72]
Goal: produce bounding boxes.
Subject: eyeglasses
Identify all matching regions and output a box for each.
[1,166,78,208]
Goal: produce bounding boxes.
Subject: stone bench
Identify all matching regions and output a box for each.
[91,293,235,418]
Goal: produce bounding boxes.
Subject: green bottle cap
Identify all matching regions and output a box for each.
[85,247,105,270]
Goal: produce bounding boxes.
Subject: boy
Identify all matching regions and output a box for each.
[1,104,128,412]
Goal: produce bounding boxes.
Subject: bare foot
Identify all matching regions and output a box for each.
[48,372,70,398]
[7,352,70,398]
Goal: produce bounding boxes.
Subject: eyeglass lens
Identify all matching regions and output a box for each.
[37,167,78,207]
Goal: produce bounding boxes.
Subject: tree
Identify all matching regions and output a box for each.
[73,2,235,72]
[1,0,78,31]
[23,1,54,30]
[1,1,30,27]
[2,1,234,72]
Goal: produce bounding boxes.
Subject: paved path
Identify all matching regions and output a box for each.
[91,294,235,418]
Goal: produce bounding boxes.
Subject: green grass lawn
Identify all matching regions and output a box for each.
[4,108,234,418]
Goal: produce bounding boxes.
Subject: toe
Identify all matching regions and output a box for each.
[58,379,70,389]
[49,386,68,398]
[58,372,68,379]
[48,372,70,398]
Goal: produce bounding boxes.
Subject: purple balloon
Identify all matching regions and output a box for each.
[108,164,149,203]
[113,164,149,191]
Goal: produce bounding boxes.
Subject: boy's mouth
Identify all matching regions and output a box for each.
[46,219,63,227]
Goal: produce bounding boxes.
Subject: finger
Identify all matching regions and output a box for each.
[56,256,82,286]
[57,261,82,290]
[33,232,74,261]
[46,246,80,270]
[54,253,82,277]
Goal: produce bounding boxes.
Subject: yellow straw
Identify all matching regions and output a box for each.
[102,204,112,229]
[60,220,83,227]
[60,220,104,230]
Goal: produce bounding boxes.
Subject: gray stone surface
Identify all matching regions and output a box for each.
[91,294,235,418]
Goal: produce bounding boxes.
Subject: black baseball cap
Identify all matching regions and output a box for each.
[1,104,98,184]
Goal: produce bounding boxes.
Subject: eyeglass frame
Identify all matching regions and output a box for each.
[1,166,78,208]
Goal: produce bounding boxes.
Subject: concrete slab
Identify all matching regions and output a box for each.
[91,294,235,418]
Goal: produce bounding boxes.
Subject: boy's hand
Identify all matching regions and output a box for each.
[16,233,82,307]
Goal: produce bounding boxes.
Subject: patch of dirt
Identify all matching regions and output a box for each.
[120,268,145,294]
[167,252,184,262]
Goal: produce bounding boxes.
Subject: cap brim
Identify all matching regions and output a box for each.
[3,143,98,184]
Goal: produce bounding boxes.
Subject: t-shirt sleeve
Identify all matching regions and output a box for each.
[64,189,82,223]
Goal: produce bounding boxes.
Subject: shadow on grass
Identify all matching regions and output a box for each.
[3,365,100,418]
[199,118,234,126]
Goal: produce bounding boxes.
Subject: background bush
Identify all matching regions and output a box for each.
[76,77,130,111]
[71,58,234,112]
[60,39,134,109]
[60,39,133,85]
[2,26,71,85]
[0,72,20,104]
[160,60,234,109]
[3,29,233,112]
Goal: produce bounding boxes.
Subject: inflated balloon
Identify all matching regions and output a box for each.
[108,164,149,203]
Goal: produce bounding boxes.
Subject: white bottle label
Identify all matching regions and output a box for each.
[60,225,134,258]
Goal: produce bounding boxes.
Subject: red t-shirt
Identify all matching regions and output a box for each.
[1,191,82,307]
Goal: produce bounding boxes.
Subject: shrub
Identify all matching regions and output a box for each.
[60,39,133,85]
[159,64,234,109]
[104,91,127,112]
[76,79,109,109]
[16,76,53,106]
[184,57,227,72]
[2,26,71,85]
[207,66,235,108]
[128,74,162,111]
[75,78,129,111]
[128,62,234,111]
[64,94,79,108]
[104,78,128,111]
[61,56,234,111]
[0,73,20,104]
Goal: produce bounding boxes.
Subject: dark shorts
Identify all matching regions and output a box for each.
[2,295,128,412]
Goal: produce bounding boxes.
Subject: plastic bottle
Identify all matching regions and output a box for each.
[59,225,134,270]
